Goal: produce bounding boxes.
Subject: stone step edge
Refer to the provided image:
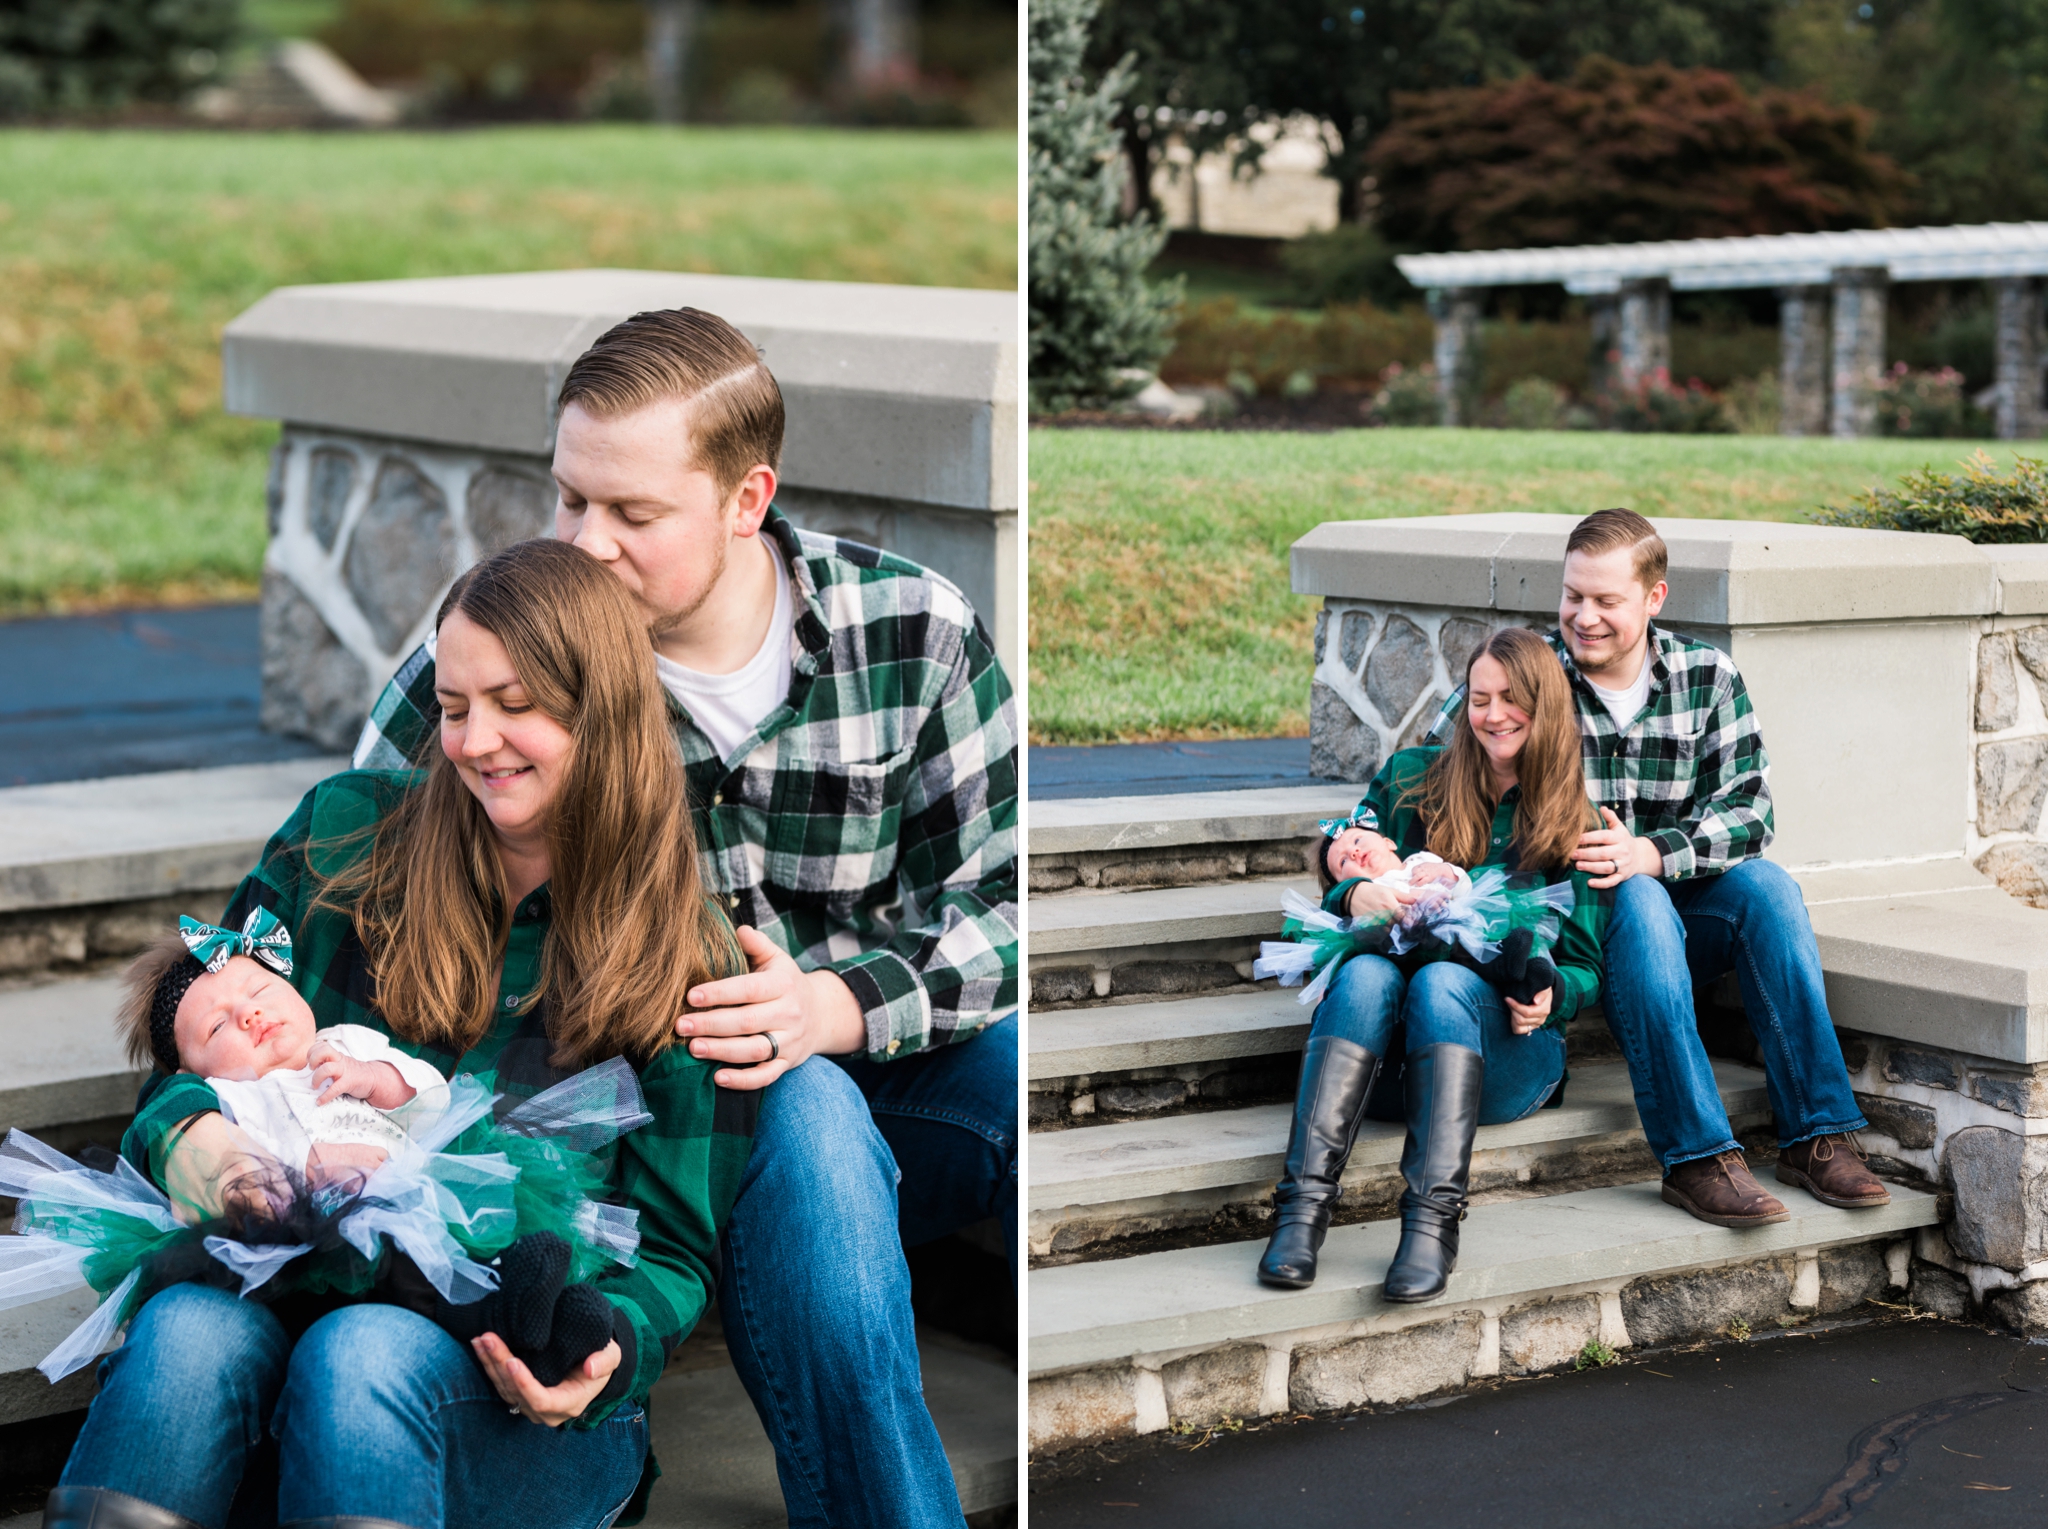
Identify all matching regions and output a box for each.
[1028,1060,1769,1213]
[1026,1225,1925,1453]
[1029,877,1314,959]
[0,757,344,915]
[1027,989,1310,1082]
[1027,1180,1940,1377]
[1028,785,1346,858]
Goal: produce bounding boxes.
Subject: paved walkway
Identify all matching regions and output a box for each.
[1029,739,1318,801]
[0,605,328,787]
[1029,1317,2048,1528]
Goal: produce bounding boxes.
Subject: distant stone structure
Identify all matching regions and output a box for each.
[1399,225,2048,438]
[190,40,400,127]
[223,269,1017,750]
[1296,513,2048,1328]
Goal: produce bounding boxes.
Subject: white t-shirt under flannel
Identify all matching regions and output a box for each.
[652,538,794,764]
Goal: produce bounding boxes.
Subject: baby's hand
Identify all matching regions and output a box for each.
[1411,863,1462,889]
[309,1044,415,1109]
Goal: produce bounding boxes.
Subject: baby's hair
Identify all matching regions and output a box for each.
[118,931,204,1074]
[1313,835,1342,895]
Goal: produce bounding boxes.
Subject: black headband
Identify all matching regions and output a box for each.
[148,954,207,1074]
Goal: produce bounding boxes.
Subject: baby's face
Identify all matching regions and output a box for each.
[1326,827,1404,883]
[173,954,317,1081]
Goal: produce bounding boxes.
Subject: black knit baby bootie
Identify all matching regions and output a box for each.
[526,1282,616,1387]
[431,1231,572,1351]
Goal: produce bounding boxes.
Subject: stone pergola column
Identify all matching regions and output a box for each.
[1830,266,1889,439]
[1615,278,1671,391]
[1584,292,1619,394]
[1428,287,1483,427]
[1994,277,2045,441]
[1778,285,1830,436]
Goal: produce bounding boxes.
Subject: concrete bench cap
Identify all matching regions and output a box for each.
[222,270,1019,509]
[1291,512,2002,626]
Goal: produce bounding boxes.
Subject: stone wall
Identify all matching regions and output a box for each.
[1971,618,2048,905]
[225,269,1018,749]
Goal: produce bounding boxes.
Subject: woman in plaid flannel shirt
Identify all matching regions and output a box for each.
[50,542,758,1529]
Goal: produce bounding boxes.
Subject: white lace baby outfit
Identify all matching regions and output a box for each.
[208,1024,449,1172]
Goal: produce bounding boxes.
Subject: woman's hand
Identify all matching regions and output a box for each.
[1572,807,1662,889]
[1504,984,1553,1036]
[674,926,868,1090]
[471,1333,621,1427]
[1345,882,1418,919]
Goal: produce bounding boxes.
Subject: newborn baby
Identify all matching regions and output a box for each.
[1322,823,1473,909]
[123,912,447,1187]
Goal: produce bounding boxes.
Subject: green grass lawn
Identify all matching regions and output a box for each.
[0,125,1016,615]
[1028,427,2031,744]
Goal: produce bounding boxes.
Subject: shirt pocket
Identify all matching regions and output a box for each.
[1628,731,1698,807]
[765,746,917,919]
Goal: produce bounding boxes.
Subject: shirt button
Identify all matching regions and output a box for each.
[503,995,521,1009]
[886,1039,900,1055]
[712,791,724,807]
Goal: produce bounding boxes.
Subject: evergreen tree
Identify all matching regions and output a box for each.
[0,0,241,115]
[1028,0,1180,413]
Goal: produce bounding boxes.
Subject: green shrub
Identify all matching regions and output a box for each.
[1159,297,1432,394]
[1871,363,1992,439]
[0,0,239,113]
[1279,225,1417,310]
[1598,371,1734,434]
[1720,371,1782,435]
[1497,377,1572,431]
[1817,451,2048,542]
[1371,363,1442,426]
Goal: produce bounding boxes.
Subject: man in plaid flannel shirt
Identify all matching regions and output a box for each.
[355,308,1015,1527]
[1427,509,1886,1229]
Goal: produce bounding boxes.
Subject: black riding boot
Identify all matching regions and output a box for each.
[1382,1043,1485,1304]
[1257,1036,1383,1289]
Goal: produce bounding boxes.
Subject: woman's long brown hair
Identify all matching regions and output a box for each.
[1411,626,1594,872]
[317,539,741,1068]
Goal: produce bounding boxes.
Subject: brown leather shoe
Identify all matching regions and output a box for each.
[1661,1150,1791,1227]
[1777,1134,1891,1209]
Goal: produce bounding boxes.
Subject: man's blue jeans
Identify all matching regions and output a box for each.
[721,1012,1017,1529]
[61,1285,650,1528]
[1311,957,1564,1124]
[1602,859,1867,1169]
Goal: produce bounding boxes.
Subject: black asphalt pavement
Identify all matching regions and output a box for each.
[0,604,330,786]
[1030,1318,2048,1529]
[1028,738,1320,800]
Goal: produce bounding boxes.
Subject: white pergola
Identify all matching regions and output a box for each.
[1393,223,2048,436]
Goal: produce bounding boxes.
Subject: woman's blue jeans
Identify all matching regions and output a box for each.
[1312,956,1564,1124]
[1601,859,1867,1169]
[60,1285,649,1528]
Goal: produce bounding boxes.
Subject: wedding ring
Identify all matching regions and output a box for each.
[764,1032,781,1063]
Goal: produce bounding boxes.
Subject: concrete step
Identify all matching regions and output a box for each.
[0,975,141,1138]
[1028,988,1310,1084]
[644,1336,1015,1526]
[1029,786,1343,895]
[0,1285,107,1426]
[1028,1058,1772,1261]
[1028,878,1316,1012]
[1027,1177,1941,1448]
[0,758,342,915]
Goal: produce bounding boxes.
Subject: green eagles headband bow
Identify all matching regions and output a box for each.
[1318,808,1379,840]
[179,908,294,978]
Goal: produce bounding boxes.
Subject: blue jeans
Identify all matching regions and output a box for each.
[60,1284,648,1528]
[1602,859,1867,1169]
[1311,956,1564,1124]
[720,1013,1017,1529]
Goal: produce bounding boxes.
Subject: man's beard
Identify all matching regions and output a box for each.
[646,532,730,642]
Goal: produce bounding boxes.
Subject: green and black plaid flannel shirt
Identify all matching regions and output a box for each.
[123,770,755,1427]
[1323,747,1607,1031]
[352,510,1019,1062]
[1424,624,1773,880]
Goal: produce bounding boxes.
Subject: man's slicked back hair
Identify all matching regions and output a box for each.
[1566,507,1667,589]
[556,307,785,501]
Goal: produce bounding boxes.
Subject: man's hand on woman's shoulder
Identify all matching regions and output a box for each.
[675,925,868,1090]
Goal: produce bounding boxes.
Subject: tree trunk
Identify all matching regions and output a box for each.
[644,0,700,123]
